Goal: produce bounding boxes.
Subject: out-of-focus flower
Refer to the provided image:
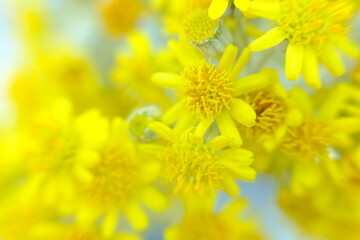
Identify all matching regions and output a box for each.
[145,121,256,196]
[11,47,137,122]
[165,196,263,240]
[71,117,166,236]
[99,0,143,35]
[246,0,359,89]
[20,99,108,205]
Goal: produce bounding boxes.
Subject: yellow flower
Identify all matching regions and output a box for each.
[145,121,256,196]
[281,86,360,162]
[165,196,263,240]
[239,70,303,147]
[10,46,137,121]
[183,9,232,58]
[72,117,166,236]
[246,0,359,89]
[152,42,275,147]
[99,0,143,35]
[21,99,108,204]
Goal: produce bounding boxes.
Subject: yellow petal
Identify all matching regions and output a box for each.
[152,73,184,89]
[148,121,177,142]
[139,186,168,211]
[220,176,240,197]
[194,118,213,138]
[102,210,119,238]
[286,44,304,81]
[302,48,322,89]
[222,199,246,217]
[319,44,345,77]
[249,27,286,52]
[173,114,198,134]
[208,0,229,20]
[229,47,252,81]
[217,44,238,72]
[234,0,250,12]
[233,70,273,96]
[216,110,242,147]
[219,149,254,165]
[336,37,360,58]
[227,166,256,182]
[162,102,184,125]
[207,135,232,150]
[229,98,256,127]
[246,1,281,20]
[164,226,179,240]
[124,201,148,231]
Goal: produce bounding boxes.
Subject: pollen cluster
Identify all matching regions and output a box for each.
[86,145,140,206]
[163,141,223,194]
[244,91,286,135]
[183,10,219,45]
[278,0,352,49]
[181,61,234,119]
[283,119,330,159]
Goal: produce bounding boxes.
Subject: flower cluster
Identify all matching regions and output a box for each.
[0,0,359,239]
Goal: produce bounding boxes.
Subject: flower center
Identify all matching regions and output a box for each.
[178,213,234,240]
[86,145,140,206]
[183,10,219,45]
[181,61,234,119]
[244,91,286,135]
[278,0,352,49]
[162,142,223,194]
[283,119,330,159]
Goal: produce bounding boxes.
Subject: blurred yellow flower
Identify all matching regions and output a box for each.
[165,197,263,240]
[146,121,256,196]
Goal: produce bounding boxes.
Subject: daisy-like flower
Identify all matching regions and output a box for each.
[245,0,359,89]
[239,69,303,149]
[152,42,274,147]
[145,121,256,196]
[281,87,360,162]
[73,117,166,237]
[21,99,109,204]
[165,196,263,240]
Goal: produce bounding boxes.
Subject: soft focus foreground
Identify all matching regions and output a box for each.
[0,0,360,240]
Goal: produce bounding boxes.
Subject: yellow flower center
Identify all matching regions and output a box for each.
[283,119,330,159]
[86,145,140,206]
[181,61,234,119]
[278,0,352,49]
[177,213,235,240]
[163,142,223,194]
[183,10,219,45]
[244,91,286,135]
